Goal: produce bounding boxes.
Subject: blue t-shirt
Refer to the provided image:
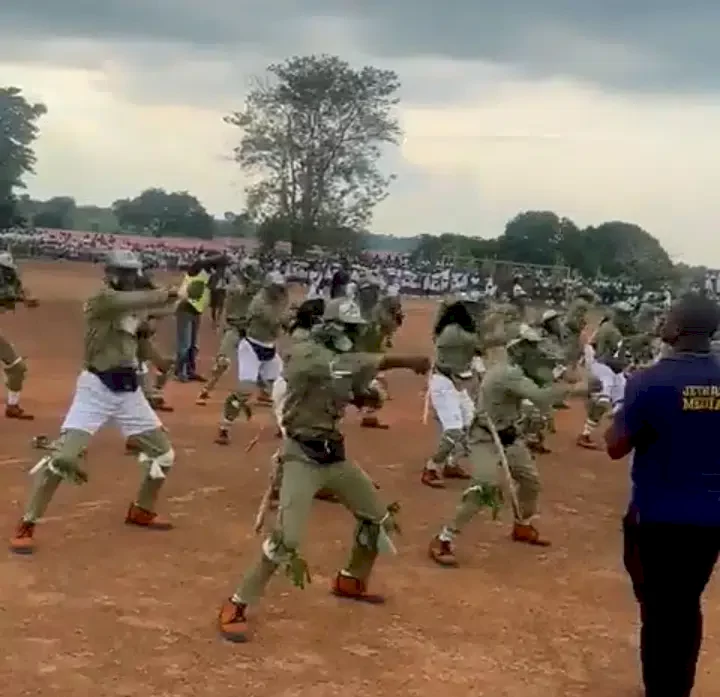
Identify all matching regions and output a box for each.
[618,353,720,526]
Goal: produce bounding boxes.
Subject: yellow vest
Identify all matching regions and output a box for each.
[180,270,210,314]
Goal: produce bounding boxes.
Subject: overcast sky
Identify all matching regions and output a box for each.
[1,1,718,264]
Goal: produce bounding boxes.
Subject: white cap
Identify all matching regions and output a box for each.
[266,271,285,286]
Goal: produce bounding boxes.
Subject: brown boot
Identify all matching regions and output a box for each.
[360,415,389,429]
[314,488,340,503]
[428,536,458,567]
[512,522,551,547]
[528,441,552,455]
[196,390,210,406]
[124,503,173,530]
[331,573,385,604]
[421,466,445,489]
[9,519,35,555]
[215,428,230,446]
[255,393,273,408]
[149,396,174,412]
[125,440,141,456]
[576,434,598,450]
[218,599,249,643]
[6,404,33,420]
[443,462,471,479]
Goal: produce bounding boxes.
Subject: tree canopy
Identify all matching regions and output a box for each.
[111,188,216,239]
[226,54,402,253]
[0,87,47,228]
[409,211,674,282]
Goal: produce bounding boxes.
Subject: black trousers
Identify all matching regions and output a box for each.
[623,515,720,697]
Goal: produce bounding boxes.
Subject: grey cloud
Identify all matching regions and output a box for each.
[1,1,719,94]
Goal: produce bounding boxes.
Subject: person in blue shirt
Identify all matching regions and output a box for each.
[606,293,720,697]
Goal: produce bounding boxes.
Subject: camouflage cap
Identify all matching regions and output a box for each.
[0,251,16,270]
[105,249,142,271]
[323,298,367,325]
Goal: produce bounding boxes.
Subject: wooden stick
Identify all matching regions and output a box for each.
[252,451,283,534]
[484,415,522,520]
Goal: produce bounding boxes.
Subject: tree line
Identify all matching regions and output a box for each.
[0,57,693,282]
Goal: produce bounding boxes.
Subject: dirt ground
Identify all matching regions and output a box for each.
[0,261,717,697]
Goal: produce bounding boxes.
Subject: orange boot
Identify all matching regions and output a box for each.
[124,503,173,530]
[9,519,35,555]
[331,573,385,604]
[215,427,230,446]
[421,463,445,488]
[512,522,550,546]
[218,598,249,643]
[6,404,33,420]
[442,460,471,480]
[428,536,458,567]
[576,433,598,450]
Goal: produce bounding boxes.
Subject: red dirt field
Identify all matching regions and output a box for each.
[0,261,717,697]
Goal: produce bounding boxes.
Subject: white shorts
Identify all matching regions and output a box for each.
[428,373,475,431]
[237,338,283,384]
[271,376,287,434]
[61,370,161,437]
[589,360,626,410]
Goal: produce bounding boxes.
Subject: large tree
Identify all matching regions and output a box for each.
[0,87,47,228]
[112,188,215,238]
[32,195,77,229]
[226,54,402,252]
[407,211,674,282]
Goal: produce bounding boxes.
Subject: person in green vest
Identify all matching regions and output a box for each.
[174,254,226,382]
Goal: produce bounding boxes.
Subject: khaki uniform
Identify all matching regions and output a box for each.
[422,324,477,486]
[227,338,397,609]
[354,288,393,426]
[11,287,178,554]
[509,339,558,452]
[564,298,590,366]
[136,308,175,411]
[216,287,289,443]
[430,354,559,563]
[379,294,403,348]
[578,317,626,448]
[0,270,36,418]
[198,275,262,401]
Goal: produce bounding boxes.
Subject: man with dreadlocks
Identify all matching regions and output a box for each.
[329,268,351,299]
[214,271,289,446]
[10,250,180,554]
[0,251,38,420]
[196,259,263,406]
[576,301,632,449]
[421,295,477,488]
[217,297,430,642]
[428,332,568,566]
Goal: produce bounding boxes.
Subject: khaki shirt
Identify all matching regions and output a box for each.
[83,288,173,372]
[472,361,557,435]
[245,290,287,344]
[224,277,261,329]
[565,299,589,335]
[282,339,382,439]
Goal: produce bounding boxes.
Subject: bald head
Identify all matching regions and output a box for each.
[662,293,720,348]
